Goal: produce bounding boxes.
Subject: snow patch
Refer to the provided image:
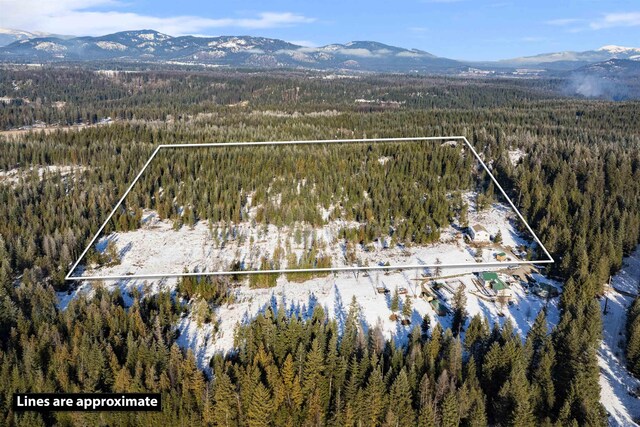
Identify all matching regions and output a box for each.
[34,42,66,52]
[599,245,640,426]
[508,149,525,166]
[96,41,127,51]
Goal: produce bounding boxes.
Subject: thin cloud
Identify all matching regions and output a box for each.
[521,36,547,43]
[3,0,315,36]
[590,12,640,30]
[547,12,640,32]
[546,18,582,26]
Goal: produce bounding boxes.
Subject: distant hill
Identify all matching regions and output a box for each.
[500,45,640,70]
[0,28,73,47]
[0,30,461,73]
[1,29,639,76]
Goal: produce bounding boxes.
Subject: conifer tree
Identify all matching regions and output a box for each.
[247,383,275,427]
[365,367,387,426]
[402,295,413,320]
[452,284,467,336]
[440,390,460,427]
[461,358,487,427]
[213,372,239,427]
[281,354,303,411]
[387,370,415,427]
[391,289,400,314]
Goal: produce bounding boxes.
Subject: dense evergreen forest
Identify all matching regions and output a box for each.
[120,142,473,232]
[0,67,639,425]
[94,141,478,274]
[626,296,640,378]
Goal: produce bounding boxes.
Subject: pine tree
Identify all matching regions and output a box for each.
[434,258,443,278]
[402,295,413,319]
[387,369,415,427]
[281,354,303,410]
[530,337,555,422]
[365,367,386,425]
[464,314,489,361]
[418,403,437,427]
[391,289,400,314]
[627,297,640,376]
[440,390,460,427]
[302,338,326,398]
[524,309,548,370]
[213,371,239,427]
[496,360,536,427]
[462,359,487,427]
[452,284,467,337]
[247,383,275,427]
[421,314,431,341]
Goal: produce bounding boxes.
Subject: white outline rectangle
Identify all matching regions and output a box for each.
[66,136,553,281]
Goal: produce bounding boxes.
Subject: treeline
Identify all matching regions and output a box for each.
[0,264,605,426]
[221,295,604,426]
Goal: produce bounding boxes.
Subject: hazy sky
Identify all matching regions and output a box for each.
[2,0,640,60]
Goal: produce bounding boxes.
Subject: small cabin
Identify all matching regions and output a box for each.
[496,252,508,262]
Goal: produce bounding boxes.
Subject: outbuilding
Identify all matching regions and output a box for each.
[469,224,491,242]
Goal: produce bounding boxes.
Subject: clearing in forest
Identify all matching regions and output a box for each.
[67,137,553,281]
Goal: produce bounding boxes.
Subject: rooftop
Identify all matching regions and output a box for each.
[480,271,499,281]
[492,279,508,291]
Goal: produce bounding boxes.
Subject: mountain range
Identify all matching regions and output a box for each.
[0,28,639,75]
[0,28,73,48]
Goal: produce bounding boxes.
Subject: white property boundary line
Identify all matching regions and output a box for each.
[66,136,554,281]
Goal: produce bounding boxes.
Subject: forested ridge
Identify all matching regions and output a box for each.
[0,67,639,425]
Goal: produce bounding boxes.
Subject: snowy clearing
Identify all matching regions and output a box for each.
[599,245,640,427]
[79,193,538,279]
[65,264,559,374]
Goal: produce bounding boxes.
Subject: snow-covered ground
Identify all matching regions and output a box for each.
[80,194,537,279]
[0,165,86,186]
[62,262,560,374]
[170,266,559,372]
[599,245,640,427]
[61,189,560,375]
[507,149,526,166]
